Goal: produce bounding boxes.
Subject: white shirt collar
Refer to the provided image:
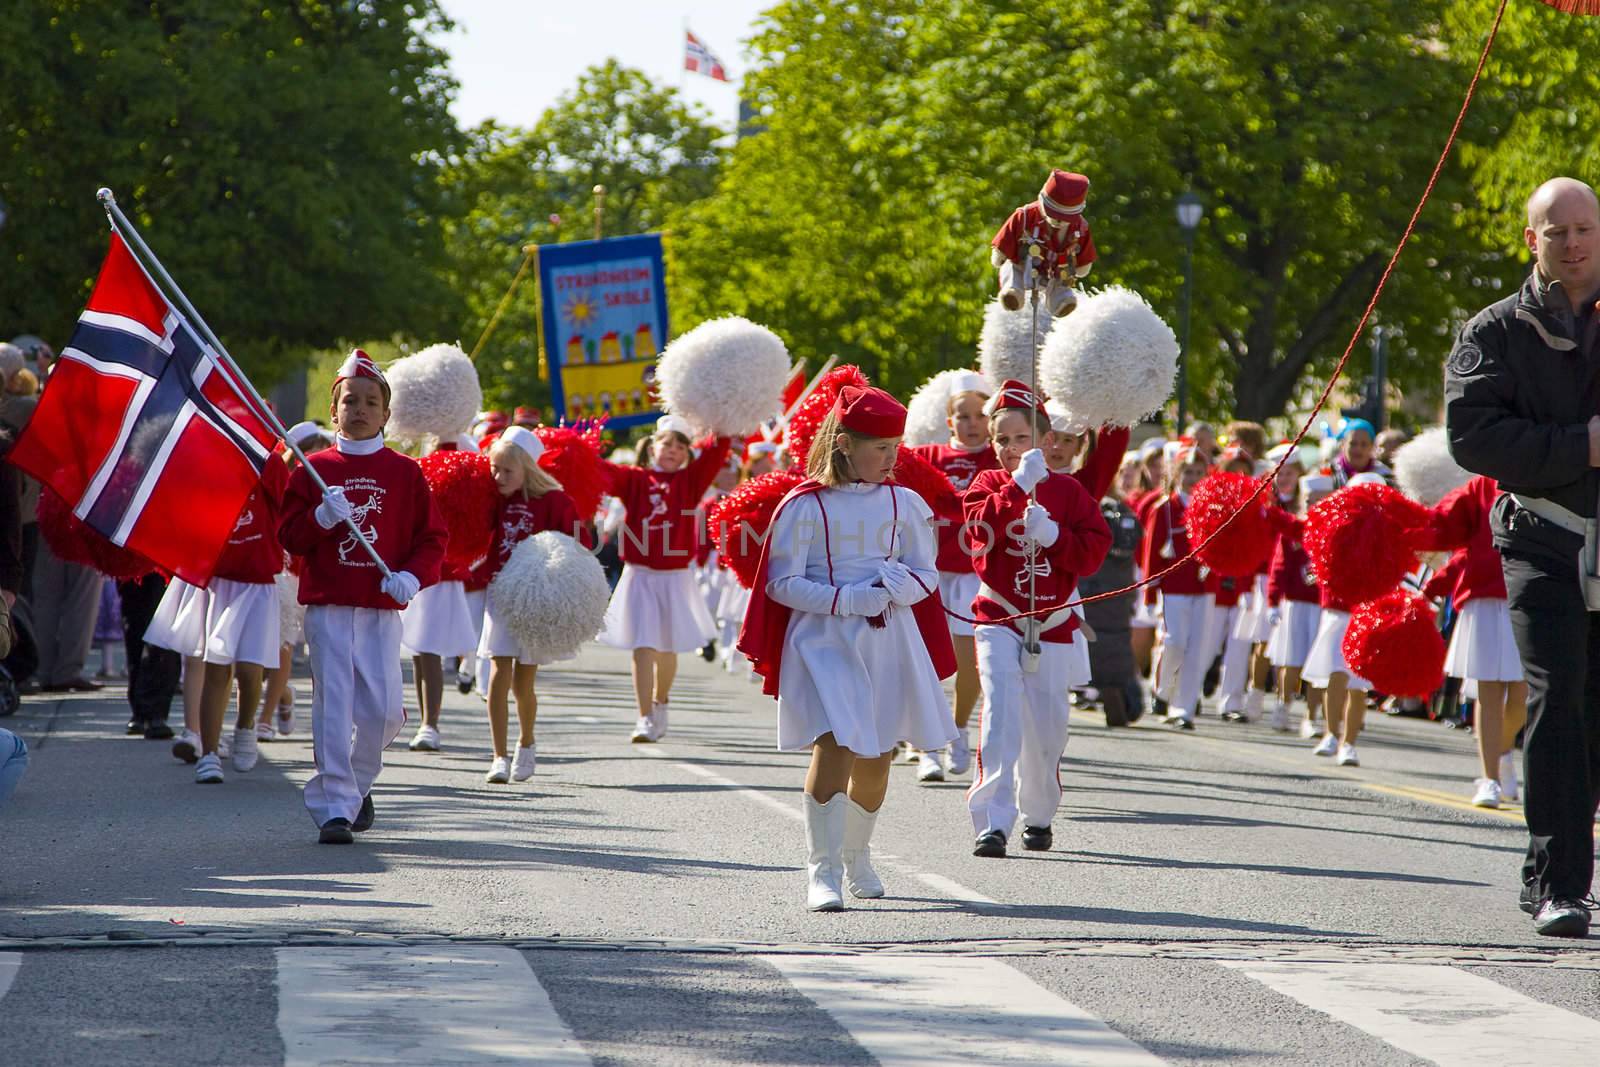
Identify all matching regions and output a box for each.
[335,433,385,456]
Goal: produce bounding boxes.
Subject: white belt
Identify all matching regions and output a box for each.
[976,582,1090,638]
[1510,493,1587,536]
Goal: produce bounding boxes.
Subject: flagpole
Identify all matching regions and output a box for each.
[95,188,393,579]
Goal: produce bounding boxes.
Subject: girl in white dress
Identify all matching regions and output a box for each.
[741,385,956,911]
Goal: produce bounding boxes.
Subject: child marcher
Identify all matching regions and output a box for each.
[279,350,447,843]
[1140,445,1217,729]
[1266,470,1328,735]
[739,384,956,910]
[964,381,1112,858]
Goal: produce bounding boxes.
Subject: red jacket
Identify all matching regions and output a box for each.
[601,437,731,570]
[1415,475,1506,609]
[992,202,1098,280]
[1140,494,1217,604]
[1267,517,1318,606]
[471,490,593,586]
[280,444,448,610]
[962,467,1112,643]
[214,455,288,585]
[911,443,1002,574]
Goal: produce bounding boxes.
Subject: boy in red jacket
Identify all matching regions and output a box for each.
[279,350,447,844]
[963,380,1111,858]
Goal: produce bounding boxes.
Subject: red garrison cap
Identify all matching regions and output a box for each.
[982,378,1049,418]
[331,349,388,398]
[834,385,907,439]
[1039,170,1090,220]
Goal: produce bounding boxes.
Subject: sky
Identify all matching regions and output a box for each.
[434,1,772,133]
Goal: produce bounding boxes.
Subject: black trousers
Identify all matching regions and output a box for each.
[118,574,179,725]
[1503,552,1600,899]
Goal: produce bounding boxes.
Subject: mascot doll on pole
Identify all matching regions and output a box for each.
[991,170,1098,317]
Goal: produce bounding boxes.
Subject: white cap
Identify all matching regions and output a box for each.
[285,421,324,449]
[1347,471,1387,488]
[949,370,993,396]
[499,425,545,463]
[1265,442,1297,465]
[1139,437,1165,461]
[747,441,780,458]
[1299,473,1335,495]
[1162,439,1186,464]
[656,414,693,438]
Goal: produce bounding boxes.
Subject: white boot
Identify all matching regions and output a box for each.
[802,793,847,911]
[842,798,886,899]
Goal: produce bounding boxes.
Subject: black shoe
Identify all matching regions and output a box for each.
[66,677,104,692]
[1220,709,1246,723]
[456,673,473,695]
[1021,825,1053,851]
[352,794,375,833]
[1520,881,1538,915]
[1168,716,1195,731]
[973,830,1007,858]
[700,641,717,663]
[319,819,355,845]
[1534,897,1591,938]
[1152,697,1168,718]
[126,718,146,735]
[144,720,174,740]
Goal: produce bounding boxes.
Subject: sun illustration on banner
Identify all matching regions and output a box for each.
[561,292,600,331]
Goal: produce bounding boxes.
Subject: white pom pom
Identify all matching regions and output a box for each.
[385,343,484,444]
[275,570,305,646]
[1039,287,1178,428]
[978,301,1051,387]
[487,531,611,664]
[1393,427,1471,506]
[904,369,995,447]
[656,317,790,437]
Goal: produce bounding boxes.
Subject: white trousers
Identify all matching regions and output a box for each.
[967,626,1074,838]
[303,605,405,827]
[1213,605,1251,713]
[1155,593,1215,718]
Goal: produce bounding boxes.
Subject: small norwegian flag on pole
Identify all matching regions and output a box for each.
[684,29,729,82]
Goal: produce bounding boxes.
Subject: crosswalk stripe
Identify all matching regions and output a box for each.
[276,947,591,1066]
[764,953,1167,1065]
[0,953,19,1003]
[1223,961,1600,1066]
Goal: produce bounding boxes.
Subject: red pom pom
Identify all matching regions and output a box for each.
[890,445,956,510]
[418,450,499,568]
[36,488,157,581]
[784,365,870,462]
[1304,483,1427,605]
[705,470,805,589]
[1185,471,1277,578]
[1342,590,1445,698]
[535,421,607,522]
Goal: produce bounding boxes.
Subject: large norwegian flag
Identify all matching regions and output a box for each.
[684,30,729,82]
[10,233,280,587]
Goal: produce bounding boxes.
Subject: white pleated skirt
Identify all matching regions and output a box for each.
[1301,609,1371,692]
[1233,575,1274,643]
[1444,597,1523,683]
[401,580,477,658]
[938,571,981,636]
[145,577,280,668]
[598,564,716,653]
[1266,600,1320,669]
[777,609,957,758]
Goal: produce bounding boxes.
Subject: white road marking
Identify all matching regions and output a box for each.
[276,946,590,1066]
[766,953,1167,1065]
[0,953,20,1003]
[1224,961,1600,1066]
[643,745,997,905]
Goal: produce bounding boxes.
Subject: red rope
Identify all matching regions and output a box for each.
[938,0,1511,628]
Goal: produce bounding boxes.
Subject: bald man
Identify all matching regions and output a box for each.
[1447,176,1600,938]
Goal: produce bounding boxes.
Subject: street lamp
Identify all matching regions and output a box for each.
[1175,191,1204,431]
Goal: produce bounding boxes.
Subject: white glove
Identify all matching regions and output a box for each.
[315,486,352,530]
[1022,502,1059,548]
[838,581,891,618]
[1268,606,1282,628]
[879,561,925,606]
[380,570,421,606]
[1012,449,1048,494]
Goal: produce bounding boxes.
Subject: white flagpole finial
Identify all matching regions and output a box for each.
[96,187,115,206]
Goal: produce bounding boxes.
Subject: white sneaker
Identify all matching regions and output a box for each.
[216,731,231,760]
[650,702,669,740]
[409,725,441,752]
[1471,777,1502,808]
[902,746,923,765]
[255,720,276,742]
[1300,717,1320,740]
[171,729,200,763]
[1499,751,1520,802]
[1335,743,1360,767]
[512,744,537,781]
[1267,701,1290,733]
[1313,734,1339,757]
[485,756,511,784]
[916,751,946,783]
[231,727,259,772]
[1244,689,1266,723]
[277,687,296,736]
[631,716,656,743]
[947,731,973,776]
[195,752,224,784]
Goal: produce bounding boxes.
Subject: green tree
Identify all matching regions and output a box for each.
[0,0,461,384]
[438,60,725,412]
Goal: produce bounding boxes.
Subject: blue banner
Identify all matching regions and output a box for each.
[537,234,668,431]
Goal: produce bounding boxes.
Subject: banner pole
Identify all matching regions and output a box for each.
[95,187,393,578]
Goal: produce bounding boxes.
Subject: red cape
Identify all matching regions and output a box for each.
[736,479,958,698]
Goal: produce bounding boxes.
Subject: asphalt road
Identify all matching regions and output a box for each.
[2,642,1596,1065]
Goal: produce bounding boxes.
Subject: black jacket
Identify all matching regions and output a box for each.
[1445,272,1600,570]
